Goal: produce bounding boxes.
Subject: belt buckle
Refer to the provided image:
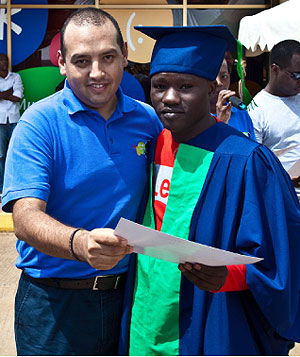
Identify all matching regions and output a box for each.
[92,275,120,290]
[114,276,120,289]
[92,275,105,290]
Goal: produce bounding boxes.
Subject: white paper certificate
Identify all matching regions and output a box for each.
[114,218,263,266]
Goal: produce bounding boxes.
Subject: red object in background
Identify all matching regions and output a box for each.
[49,32,61,67]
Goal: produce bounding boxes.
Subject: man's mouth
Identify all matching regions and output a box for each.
[90,83,105,89]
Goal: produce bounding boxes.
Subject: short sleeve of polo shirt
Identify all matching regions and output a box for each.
[2,106,53,211]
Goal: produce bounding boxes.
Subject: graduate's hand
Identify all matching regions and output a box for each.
[178,263,228,291]
[216,89,235,124]
[290,175,300,188]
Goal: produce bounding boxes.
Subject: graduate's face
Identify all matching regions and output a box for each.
[151,72,215,142]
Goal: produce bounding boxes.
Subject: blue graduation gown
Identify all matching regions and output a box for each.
[120,122,300,355]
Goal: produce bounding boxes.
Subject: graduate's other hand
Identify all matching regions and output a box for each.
[178,263,228,291]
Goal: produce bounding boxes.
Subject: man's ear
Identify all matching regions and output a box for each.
[122,42,128,68]
[271,63,280,75]
[57,50,66,76]
[208,80,217,98]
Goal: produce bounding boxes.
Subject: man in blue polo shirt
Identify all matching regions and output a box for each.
[2,8,162,356]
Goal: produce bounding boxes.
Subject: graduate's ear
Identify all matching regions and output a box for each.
[208,80,217,98]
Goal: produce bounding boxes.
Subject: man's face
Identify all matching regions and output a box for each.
[274,53,300,97]
[151,72,215,142]
[58,20,128,118]
[210,58,230,105]
[0,54,9,72]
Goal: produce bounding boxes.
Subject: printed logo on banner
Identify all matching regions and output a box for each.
[154,163,173,206]
[0,0,48,66]
[18,66,65,115]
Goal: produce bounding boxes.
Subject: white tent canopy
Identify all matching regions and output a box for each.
[238,0,300,56]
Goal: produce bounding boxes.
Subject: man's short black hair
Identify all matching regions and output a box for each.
[60,7,124,61]
[270,40,300,68]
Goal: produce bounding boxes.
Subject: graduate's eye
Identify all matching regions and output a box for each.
[152,83,166,91]
[181,84,193,90]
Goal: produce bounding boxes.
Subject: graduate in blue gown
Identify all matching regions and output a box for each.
[119,25,300,356]
[210,53,256,140]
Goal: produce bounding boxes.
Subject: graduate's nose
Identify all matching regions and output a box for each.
[162,87,181,105]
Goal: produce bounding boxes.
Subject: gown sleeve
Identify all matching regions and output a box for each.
[236,145,300,341]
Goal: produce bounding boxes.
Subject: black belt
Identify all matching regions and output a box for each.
[22,271,126,290]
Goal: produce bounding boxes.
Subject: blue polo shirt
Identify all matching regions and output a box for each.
[2,81,163,278]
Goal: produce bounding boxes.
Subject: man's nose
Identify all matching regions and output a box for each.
[90,61,105,78]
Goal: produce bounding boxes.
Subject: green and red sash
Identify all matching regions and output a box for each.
[129,130,214,356]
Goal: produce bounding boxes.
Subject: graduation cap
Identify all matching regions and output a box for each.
[134,25,237,81]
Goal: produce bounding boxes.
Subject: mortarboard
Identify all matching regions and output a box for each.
[134,25,237,81]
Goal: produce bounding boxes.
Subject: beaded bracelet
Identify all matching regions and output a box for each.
[69,228,83,261]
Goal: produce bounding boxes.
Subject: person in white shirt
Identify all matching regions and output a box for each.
[248,40,300,200]
[0,53,23,193]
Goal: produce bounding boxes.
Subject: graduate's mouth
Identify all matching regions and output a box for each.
[160,108,185,120]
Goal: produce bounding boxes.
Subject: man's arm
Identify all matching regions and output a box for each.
[7,91,22,102]
[12,197,133,270]
[10,73,24,102]
[248,106,263,144]
[0,87,21,102]
[0,87,13,100]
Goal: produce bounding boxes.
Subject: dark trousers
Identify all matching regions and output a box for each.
[15,271,125,356]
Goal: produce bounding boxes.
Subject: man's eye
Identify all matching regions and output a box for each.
[104,55,114,62]
[75,59,89,66]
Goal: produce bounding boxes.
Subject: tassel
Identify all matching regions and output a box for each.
[236,40,257,109]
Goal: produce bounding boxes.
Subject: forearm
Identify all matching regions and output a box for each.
[0,88,12,100]
[12,197,132,270]
[7,94,21,102]
[12,197,87,260]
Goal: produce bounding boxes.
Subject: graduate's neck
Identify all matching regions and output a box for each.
[171,114,217,143]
